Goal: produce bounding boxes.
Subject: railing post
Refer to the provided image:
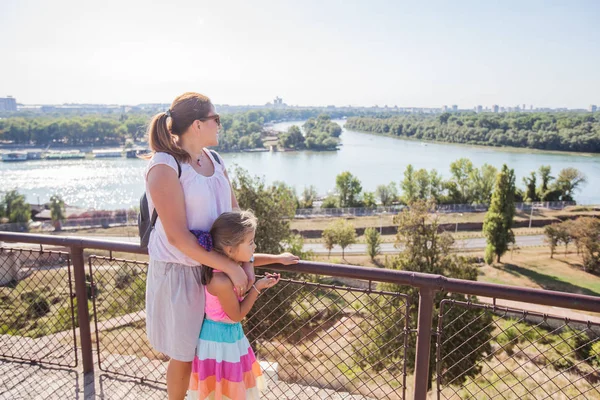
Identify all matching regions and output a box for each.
[414,287,435,400]
[71,246,94,373]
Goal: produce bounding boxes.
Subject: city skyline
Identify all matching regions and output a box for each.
[1,0,599,108]
[4,95,595,113]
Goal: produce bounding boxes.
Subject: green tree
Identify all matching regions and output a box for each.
[284,234,314,260]
[231,168,296,254]
[335,171,362,208]
[280,125,305,149]
[400,164,418,204]
[320,195,338,209]
[359,200,493,389]
[299,185,318,209]
[449,158,475,204]
[361,192,377,208]
[544,224,560,258]
[2,190,23,221]
[326,219,357,259]
[364,227,382,261]
[428,169,445,202]
[49,194,66,231]
[375,182,398,206]
[414,168,430,200]
[556,220,573,256]
[470,164,498,204]
[573,217,600,273]
[537,165,554,198]
[523,171,539,202]
[553,168,587,202]
[322,227,336,258]
[483,165,516,263]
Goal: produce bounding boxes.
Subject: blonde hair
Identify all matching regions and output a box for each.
[144,92,213,164]
[201,210,258,284]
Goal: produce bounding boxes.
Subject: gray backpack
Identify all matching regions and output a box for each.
[138,151,221,250]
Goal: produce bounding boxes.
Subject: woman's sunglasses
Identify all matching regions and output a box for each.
[198,114,221,127]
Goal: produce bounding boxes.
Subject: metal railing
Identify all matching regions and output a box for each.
[1,231,599,399]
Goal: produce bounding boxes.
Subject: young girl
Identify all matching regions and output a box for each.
[187,210,281,400]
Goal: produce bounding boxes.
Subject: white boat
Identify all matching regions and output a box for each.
[92,149,123,158]
[2,151,28,162]
[44,150,86,160]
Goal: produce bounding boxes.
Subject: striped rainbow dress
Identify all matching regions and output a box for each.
[187,280,266,400]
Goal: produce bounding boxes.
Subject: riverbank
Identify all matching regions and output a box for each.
[346,128,600,157]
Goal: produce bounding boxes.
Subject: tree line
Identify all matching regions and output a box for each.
[297,159,586,209]
[0,108,362,150]
[544,218,600,273]
[344,112,600,153]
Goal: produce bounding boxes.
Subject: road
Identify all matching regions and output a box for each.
[304,234,545,255]
[13,234,545,255]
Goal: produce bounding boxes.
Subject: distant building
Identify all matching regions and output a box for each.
[452,105,458,112]
[589,104,598,113]
[0,96,17,112]
[492,104,499,113]
[442,105,448,112]
[475,105,483,113]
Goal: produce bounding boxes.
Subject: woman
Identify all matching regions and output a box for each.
[144,92,298,399]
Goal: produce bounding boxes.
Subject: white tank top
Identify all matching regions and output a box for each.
[144,149,233,266]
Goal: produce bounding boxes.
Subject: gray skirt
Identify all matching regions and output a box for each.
[145,259,205,362]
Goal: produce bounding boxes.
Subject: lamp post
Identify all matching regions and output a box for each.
[529,203,535,229]
[455,213,463,234]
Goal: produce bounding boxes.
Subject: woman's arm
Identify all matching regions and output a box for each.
[147,164,248,293]
[209,274,260,323]
[223,167,239,209]
[253,252,300,267]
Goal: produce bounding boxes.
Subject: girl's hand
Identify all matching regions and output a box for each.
[225,265,248,295]
[278,252,300,265]
[255,273,280,291]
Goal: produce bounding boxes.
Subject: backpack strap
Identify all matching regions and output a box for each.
[149,158,181,230]
[209,149,221,165]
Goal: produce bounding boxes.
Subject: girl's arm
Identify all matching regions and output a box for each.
[147,164,248,294]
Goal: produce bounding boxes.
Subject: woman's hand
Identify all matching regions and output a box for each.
[278,252,300,265]
[241,261,255,286]
[225,264,248,295]
[255,273,280,291]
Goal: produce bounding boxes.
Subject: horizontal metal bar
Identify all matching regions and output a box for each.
[0,232,146,254]
[2,232,599,313]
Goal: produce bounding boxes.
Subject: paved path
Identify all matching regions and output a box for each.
[0,357,371,399]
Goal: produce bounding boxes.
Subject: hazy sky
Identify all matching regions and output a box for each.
[2,0,599,108]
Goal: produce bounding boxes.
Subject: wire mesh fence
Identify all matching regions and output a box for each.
[87,255,410,399]
[87,256,165,382]
[295,201,575,218]
[0,246,77,368]
[436,300,600,400]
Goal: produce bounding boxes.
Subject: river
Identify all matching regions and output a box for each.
[2,120,598,209]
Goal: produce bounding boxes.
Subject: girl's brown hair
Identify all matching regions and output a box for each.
[201,210,258,285]
[145,92,213,164]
